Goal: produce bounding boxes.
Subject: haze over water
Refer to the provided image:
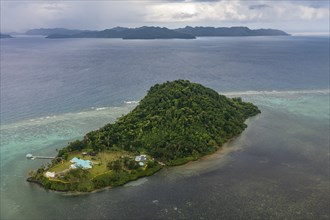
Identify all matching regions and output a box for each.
[1,36,329,219]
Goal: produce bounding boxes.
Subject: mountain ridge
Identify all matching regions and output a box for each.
[174,26,290,36]
[0,33,13,38]
[26,26,290,39]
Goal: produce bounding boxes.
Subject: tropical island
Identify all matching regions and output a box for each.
[174,26,290,36]
[46,27,196,39]
[25,28,85,36]
[27,80,260,192]
[41,26,289,39]
[0,33,13,38]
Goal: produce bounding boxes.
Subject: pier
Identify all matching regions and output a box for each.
[26,154,55,160]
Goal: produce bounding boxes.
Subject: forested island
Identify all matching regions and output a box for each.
[25,28,85,36]
[41,26,289,39]
[27,80,260,192]
[122,27,195,39]
[46,27,195,39]
[0,33,13,38]
[174,26,289,36]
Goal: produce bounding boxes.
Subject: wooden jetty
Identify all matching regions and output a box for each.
[26,154,55,160]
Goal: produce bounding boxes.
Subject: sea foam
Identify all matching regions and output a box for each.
[222,89,330,97]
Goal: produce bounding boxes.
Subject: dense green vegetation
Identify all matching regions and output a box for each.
[28,161,162,192]
[28,80,260,191]
[58,80,260,164]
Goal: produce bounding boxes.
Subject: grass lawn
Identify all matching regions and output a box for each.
[49,151,81,173]
[48,150,134,178]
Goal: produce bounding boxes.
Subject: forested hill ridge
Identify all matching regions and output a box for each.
[60,80,260,164]
[28,80,260,192]
[174,26,290,36]
[25,28,86,36]
[122,27,195,39]
[0,33,13,38]
[44,26,289,39]
[46,27,195,39]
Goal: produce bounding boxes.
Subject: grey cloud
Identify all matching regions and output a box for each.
[194,0,220,1]
[0,1,147,32]
[0,0,328,33]
[286,0,329,8]
[309,3,329,9]
[162,0,221,2]
[249,4,271,10]
[173,12,199,19]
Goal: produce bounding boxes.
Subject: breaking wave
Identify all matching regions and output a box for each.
[222,89,330,97]
[0,104,137,131]
[124,100,139,104]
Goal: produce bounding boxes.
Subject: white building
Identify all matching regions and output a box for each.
[135,154,147,162]
[45,171,56,178]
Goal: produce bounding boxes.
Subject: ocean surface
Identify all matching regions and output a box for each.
[0,36,329,219]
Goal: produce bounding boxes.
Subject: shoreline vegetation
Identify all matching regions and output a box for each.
[27,136,242,195]
[27,80,260,192]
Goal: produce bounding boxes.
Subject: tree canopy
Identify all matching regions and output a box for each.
[58,80,260,165]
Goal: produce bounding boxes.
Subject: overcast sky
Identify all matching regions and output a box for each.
[1,0,329,33]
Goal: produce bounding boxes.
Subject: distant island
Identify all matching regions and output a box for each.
[174,26,290,36]
[35,26,289,40]
[46,26,195,39]
[0,33,13,38]
[122,27,195,39]
[27,80,260,192]
[25,28,86,36]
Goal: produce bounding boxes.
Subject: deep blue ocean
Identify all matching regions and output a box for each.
[0,36,329,219]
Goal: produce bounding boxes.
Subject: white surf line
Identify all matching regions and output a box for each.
[221,89,330,96]
[0,105,133,130]
[124,100,139,104]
